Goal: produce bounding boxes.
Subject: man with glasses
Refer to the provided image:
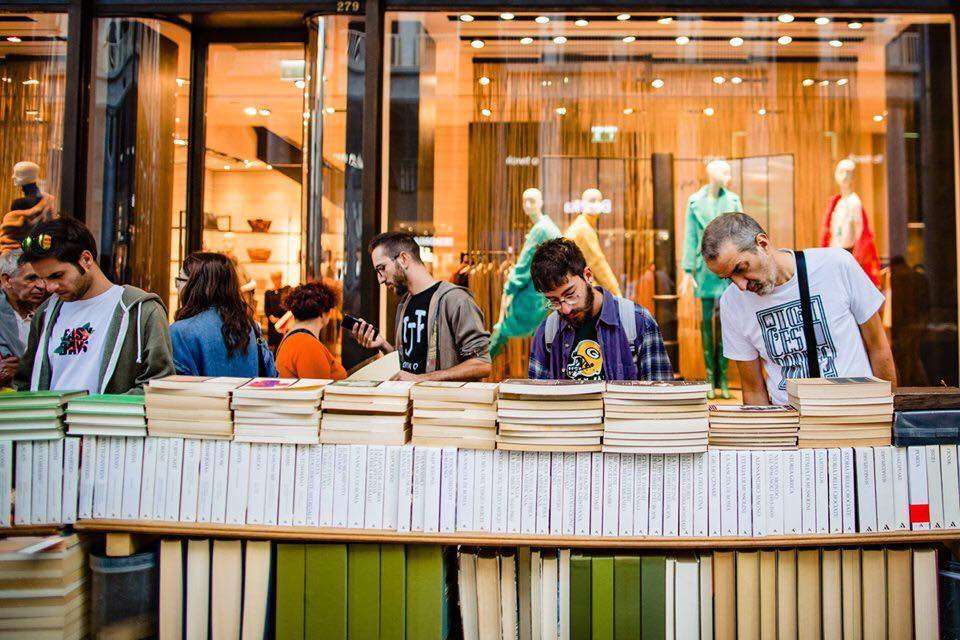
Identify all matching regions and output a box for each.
[528,238,672,381]
[350,231,492,381]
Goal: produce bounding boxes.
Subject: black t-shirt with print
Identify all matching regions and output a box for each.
[565,314,604,380]
[399,282,440,374]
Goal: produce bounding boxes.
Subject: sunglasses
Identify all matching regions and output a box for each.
[21,233,53,254]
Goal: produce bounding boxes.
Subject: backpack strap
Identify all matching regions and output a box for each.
[544,311,561,355]
[617,297,637,345]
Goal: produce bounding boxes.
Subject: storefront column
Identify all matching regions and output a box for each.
[60,0,92,219]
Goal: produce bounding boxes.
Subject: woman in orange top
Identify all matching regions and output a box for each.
[275,281,347,380]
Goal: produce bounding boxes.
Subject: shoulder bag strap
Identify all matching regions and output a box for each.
[795,250,821,378]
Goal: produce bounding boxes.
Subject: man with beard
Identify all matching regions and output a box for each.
[350,231,491,381]
[527,238,672,381]
[14,217,174,393]
[700,212,895,405]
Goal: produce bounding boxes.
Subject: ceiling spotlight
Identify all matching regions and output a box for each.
[658,17,674,25]
[848,21,863,29]
[873,114,884,122]
[731,76,743,85]
[303,111,310,120]
[617,13,631,21]
[176,77,189,87]
[675,35,690,45]
[555,107,567,115]
[836,78,849,86]
[729,37,744,47]
[829,39,843,47]
[553,36,567,44]
[470,39,485,49]
[778,14,795,23]
[224,165,232,171]
[6,36,22,43]
[244,106,258,115]
[574,19,589,27]
[758,108,768,116]
[0,77,9,83]
[520,37,534,45]
[459,14,474,22]
[500,13,514,20]
[713,76,726,85]
[820,80,830,86]
[21,79,39,86]
[802,78,816,87]
[294,79,305,89]
[258,108,271,116]
[815,17,831,26]
[25,109,39,116]
[651,78,665,89]
[622,36,636,43]
[173,138,187,146]
[481,108,492,117]
[778,35,793,45]
[703,107,715,116]
[535,16,550,24]
[563,76,570,83]
[478,76,490,85]
[324,106,336,114]
[623,107,634,115]
[541,80,552,86]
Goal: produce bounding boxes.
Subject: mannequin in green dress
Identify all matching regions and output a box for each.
[681,160,743,398]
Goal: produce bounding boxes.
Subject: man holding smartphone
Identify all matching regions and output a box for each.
[350,231,492,382]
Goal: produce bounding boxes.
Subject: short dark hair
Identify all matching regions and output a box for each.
[283,280,341,321]
[531,238,588,292]
[701,212,766,262]
[21,216,98,266]
[368,231,422,264]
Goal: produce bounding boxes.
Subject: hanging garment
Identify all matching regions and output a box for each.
[820,194,881,287]
[565,214,622,297]
[680,185,743,300]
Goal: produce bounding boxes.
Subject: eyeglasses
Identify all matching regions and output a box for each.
[21,233,53,254]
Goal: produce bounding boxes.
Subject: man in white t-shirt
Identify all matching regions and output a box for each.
[699,212,896,406]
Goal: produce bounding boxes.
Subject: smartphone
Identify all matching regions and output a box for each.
[341,314,364,333]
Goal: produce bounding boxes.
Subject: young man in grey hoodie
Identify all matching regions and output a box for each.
[351,231,492,381]
[14,217,175,394]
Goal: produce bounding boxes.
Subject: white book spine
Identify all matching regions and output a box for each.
[827,449,843,534]
[137,437,157,520]
[225,441,250,525]
[783,451,802,535]
[854,447,879,533]
[331,444,351,528]
[292,444,310,526]
[892,447,910,530]
[941,446,960,529]
[751,451,766,537]
[178,439,201,523]
[925,445,945,530]
[574,452,591,536]
[47,439,63,524]
[549,452,564,536]
[93,436,110,520]
[13,441,32,525]
[602,452,621,537]
[561,452,577,536]
[347,444,369,529]
[736,451,752,537]
[473,450,493,533]
[0,441,11,527]
[520,451,538,535]
[590,452,604,537]
[765,451,784,535]
[120,437,144,521]
[707,450,721,537]
[536,451,551,535]
[719,451,737,537]
[366,445,387,530]
[335,444,355,528]
[456,449,475,532]
[79,435,97,520]
[306,445,323,527]
[800,449,816,534]
[648,454,664,536]
[195,439,215,523]
[439,447,457,534]
[907,445,930,530]
[61,437,80,524]
[411,447,428,532]
[245,443,268,525]
[840,448,856,534]
[874,447,897,532]
[692,452,708,537]
[380,445,400,531]
[396,445,414,533]
[506,450,523,534]
[211,440,231,524]
[619,453,636,537]
[423,447,442,533]
[163,437,183,522]
[677,453,693,537]
[814,448,829,534]
[31,439,48,524]
[104,436,125,521]
[263,443,282,526]
[662,454,680,537]
[634,454,650,536]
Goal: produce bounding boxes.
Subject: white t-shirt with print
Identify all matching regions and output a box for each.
[719,248,884,405]
[47,285,124,393]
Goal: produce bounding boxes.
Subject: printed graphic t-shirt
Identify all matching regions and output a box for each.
[719,248,884,405]
[565,313,604,380]
[399,282,440,374]
[48,285,124,393]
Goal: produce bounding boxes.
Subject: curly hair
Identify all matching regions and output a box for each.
[176,252,255,356]
[283,280,341,321]
[531,237,588,292]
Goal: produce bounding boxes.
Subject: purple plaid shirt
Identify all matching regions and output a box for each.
[527,287,674,381]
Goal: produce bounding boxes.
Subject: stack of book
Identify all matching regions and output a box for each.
[0,391,85,440]
[601,381,710,453]
[0,535,88,639]
[320,381,414,445]
[411,382,499,449]
[232,378,329,444]
[892,387,960,446]
[146,376,248,439]
[707,405,799,449]
[64,394,146,437]
[496,380,605,452]
[788,377,894,448]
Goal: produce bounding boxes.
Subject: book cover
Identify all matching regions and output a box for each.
[306,444,323,527]
[245,443,268,525]
[211,540,243,639]
[591,555,614,640]
[925,445,946,529]
[456,449,475,532]
[46,439,63,524]
[751,451,766,537]
[347,545,381,638]
[613,556,641,640]
[507,450,524,534]
[814,448,829,534]
[874,446,897,531]
[405,545,447,639]
[647,454,665,536]
[550,452,564,536]
[423,447,442,533]
[796,550,822,639]
[707,450,721,537]
[736,451,752,537]
[211,439,231,524]
[854,447,878,532]
[292,444,311,526]
[782,451,802,535]
[120,436,143,520]
[692,452,708,537]
[380,544,406,640]
[365,445,387,530]
[536,451,552,536]
[92,436,109,520]
[574,452,591,536]
[163,437,184,522]
[61,437,80,524]
[840,448,856,534]
[241,541,272,640]
[719,450,737,537]
[619,453,636,537]
[104,436,125,521]
[439,447,457,533]
[347,444,369,529]
[861,549,887,639]
[800,449,816,534]
[827,448,843,534]
[263,443,282,526]
[396,445,414,533]
[590,452,604,537]
[571,555,592,639]
[941,445,960,528]
[520,451,538,535]
[635,454,650,537]
[473,449,493,533]
[602,452,621,537]
[331,444,351,529]
[662,454,680,537]
[224,441,250,525]
[276,544,306,639]
[195,439,215,523]
[735,552,760,640]
[186,540,211,640]
[381,445,400,531]
[78,435,97,520]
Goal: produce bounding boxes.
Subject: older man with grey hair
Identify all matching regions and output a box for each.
[700,211,895,406]
[0,249,47,385]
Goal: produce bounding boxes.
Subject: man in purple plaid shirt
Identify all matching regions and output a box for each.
[526,238,673,382]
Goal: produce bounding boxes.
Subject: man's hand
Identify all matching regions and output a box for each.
[395,370,423,382]
[349,320,388,352]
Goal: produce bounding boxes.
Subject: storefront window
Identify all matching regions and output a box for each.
[382,11,958,386]
[0,12,67,215]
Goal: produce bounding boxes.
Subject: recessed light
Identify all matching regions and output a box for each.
[758,108,768,116]
[173,138,187,146]
[541,80,552,87]
[535,16,550,24]
[471,39,485,49]
[21,79,39,86]
[848,21,863,29]
[815,17,831,26]
[829,40,843,47]
[651,78,665,89]
[258,108,271,116]
[873,114,884,122]
[294,79,305,89]
[802,78,816,87]
[575,19,589,27]
[623,108,634,115]
[729,37,744,47]
[617,13,631,21]
[176,77,189,87]
[778,14,795,23]
[836,78,849,86]
[500,13,514,21]
[244,106,257,115]
[563,77,570,83]
[731,76,743,84]
[324,106,335,114]
[224,165,232,170]
[25,109,39,116]
[520,37,534,45]
[555,107,567,115]
[703,107,715,116]
[658,17,674,25]
[778,35,793,45]
[622,36,636,43]
[675,35,690,45]
[553,36,567,44]
[6,36,22,43]
[820,80,830,86]
[459,14,474,22]
[713,76,726,85]
[481,108,492,117]
[478,76,490,85]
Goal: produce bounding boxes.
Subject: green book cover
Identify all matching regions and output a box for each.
[0,408,62,421]
[275,544,306,640]
[305,544,347,640]
[380,544,406,640]
[68,394,145,415]
[348,544,381,639]
[0,390,86,408]
[614,556,641,640]
[640,556,666,640]
[405,545,448,639]
[592,555,614,640]
[570,554,592,640]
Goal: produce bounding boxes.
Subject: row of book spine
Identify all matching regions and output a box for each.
[4,436,959,537]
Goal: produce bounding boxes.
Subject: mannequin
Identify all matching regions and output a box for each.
[10,162,42,211]
[1,162,56,252]
[490,188,562,356]
[681,160,743,399]
[820,159,881,286]
[564,188,622,296]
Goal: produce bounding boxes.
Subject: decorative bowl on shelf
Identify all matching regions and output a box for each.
[247,248,272,263]
[247,218,272,233]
